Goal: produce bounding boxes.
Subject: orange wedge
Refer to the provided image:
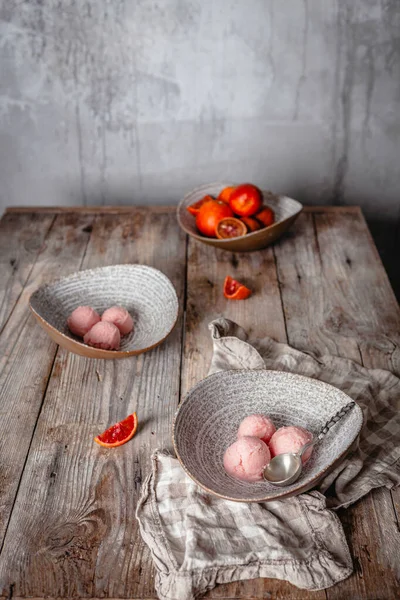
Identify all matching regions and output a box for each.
[223,276,252,300]
[94,412,138,448]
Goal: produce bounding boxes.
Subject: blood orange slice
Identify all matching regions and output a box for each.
[223,276,252,300]
[94,412,138,448]
[216,217,247,239]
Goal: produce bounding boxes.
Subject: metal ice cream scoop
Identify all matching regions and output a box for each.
[263,400,356,487]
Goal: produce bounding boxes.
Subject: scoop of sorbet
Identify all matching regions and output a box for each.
[223,436,271,482]
[101,306,133,335]
[269,426,313,464]
[237,414,276,444]
[83,321,121,350]
[67,306,100,338]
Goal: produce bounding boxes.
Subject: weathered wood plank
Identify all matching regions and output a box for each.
[0,209,185,598]
[302,206,361,213]
[273,212,362,363]
[311,211,400,600]
[181,240,287,397]
[0,213,94,550]
[274,211,400,599]
[315,210,400,535]
[205,579,327,600]
[314,211,400,375]
[182,239,325,599]
[327,489,400,600]
[0,212,55,331]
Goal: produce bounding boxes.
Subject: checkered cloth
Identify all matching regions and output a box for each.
[136,318,400,599]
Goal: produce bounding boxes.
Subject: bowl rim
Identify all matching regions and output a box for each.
[177,181,303,245]
[29,263,179,358]
[172,369,363,502]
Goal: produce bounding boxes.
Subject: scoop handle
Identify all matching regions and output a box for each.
[299,400,356,458]
[317,400,356,440]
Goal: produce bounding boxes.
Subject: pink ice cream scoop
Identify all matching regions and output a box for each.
[269,426,314,463]
[237,414,276,444]
[83,321,121,350]
[223,436,271,482]
[101,306,133,335]
[67,306,101,338]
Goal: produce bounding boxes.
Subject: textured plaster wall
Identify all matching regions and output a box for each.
[0,0,399,294]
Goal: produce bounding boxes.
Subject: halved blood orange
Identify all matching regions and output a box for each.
[241,216,262,232]
[223,276,252,300]
[216,217,247,239]
[217,186,236,204]
[94,412,138,448]
[187,195,214,216]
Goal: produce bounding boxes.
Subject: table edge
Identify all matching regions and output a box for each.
[4,205,362,215]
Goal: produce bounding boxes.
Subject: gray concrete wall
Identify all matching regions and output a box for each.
[0,0,399,294]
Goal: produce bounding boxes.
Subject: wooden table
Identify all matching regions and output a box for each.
[0,206,399,600]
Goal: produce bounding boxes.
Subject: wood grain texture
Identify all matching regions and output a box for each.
[0,206,399,600]
[302,206,361,213]
[314,211,400,375]
[0,209,186,598]
[311,211,400,600]
[273,212,362,363]
[0,213,94,549]
[205,579,326,600]
[274,211,400,600]
[181,239,287,397]
[315,208,400,547]
[0,212,55,331]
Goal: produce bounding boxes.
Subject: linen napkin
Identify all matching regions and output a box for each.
[136,318,400,600]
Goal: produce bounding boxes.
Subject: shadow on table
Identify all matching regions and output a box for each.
[367,215,400,302]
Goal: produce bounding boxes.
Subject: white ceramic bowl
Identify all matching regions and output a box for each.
[173,369,363,502]
[30,264,179,359]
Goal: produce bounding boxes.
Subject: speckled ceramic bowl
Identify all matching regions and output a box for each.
[30,264,179,359]
[173,370,363,502]
[177,182,303,252]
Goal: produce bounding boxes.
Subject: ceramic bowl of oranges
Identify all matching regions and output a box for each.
[177,182,303,252]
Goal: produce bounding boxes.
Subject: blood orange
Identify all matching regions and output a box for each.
[196,199,233,237]
[217,186,236,203]
[241,216,262,232]
[229,184,262,217]
[256,206,275,227]
[186,195,214,216]
[94,412,138,448]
